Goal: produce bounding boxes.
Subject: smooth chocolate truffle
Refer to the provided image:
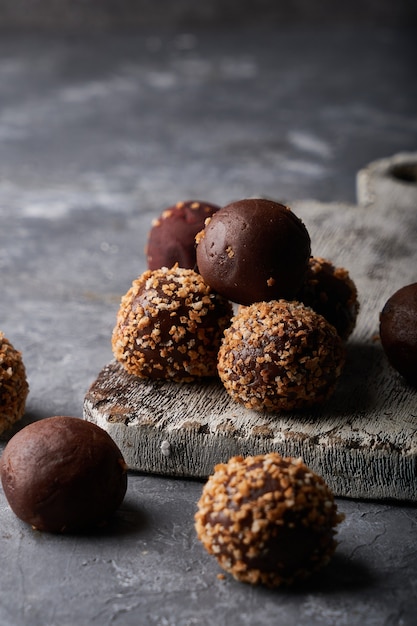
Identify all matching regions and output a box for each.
[146,200,221,270]
[379,282,417,386]
[218,300,345,412]
[297,256,360,340]
[0,332,29,436]
[0,416,128,533]
[195,453,344,587]
[195,198,311,305]
[112,266,233,382]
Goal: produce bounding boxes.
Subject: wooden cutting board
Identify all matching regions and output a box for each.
[84,154,417,501]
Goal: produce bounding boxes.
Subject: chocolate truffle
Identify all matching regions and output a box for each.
[195,453,344,587]
[379,282,417,386]
[112,266,233,382]
[0,332,29,436]
[146,200,221,270]
[218,300,345,412]
[195,198,311,305]
[296,256,360,340]
[0,416,128,533]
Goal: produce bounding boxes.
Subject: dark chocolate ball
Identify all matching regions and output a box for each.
[379,282,417,386]
[146,200,221,270]
[195,453,344,587]
[296,256,360,340]
[0,416,128,533]
[195,198,311,305]
[112,266,233,382]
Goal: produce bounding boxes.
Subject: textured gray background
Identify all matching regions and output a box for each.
[0,2,417,625]
[0,0,416,31]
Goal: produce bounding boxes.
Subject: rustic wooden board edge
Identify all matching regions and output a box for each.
[83,360,417,502]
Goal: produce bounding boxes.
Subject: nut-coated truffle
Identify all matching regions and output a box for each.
[146,200,220,270]
[0,416,128,533]
[0,332,29,436]
[195,198,311,305]
[296,256,360,340]
[195,453,344,587]
[112,266,233,382]
[379,282,417,386]
[217,300,345,412]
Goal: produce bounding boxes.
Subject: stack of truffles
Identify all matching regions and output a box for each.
[112,197,359,412]
[111,196,360,586]
[2,197,416,591]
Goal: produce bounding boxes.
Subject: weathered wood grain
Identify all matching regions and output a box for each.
[84,155,417,501]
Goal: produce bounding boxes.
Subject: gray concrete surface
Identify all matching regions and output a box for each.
[0,0,416,32]
[0,14,416,626]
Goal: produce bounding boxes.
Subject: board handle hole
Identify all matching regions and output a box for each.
[389,162,417,184]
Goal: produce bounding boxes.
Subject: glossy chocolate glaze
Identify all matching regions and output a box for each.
[196,198,311,305]
[146,200,220,270]
[0,416,128,533]
[380,282,417,386]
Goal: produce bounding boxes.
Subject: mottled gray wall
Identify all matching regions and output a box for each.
[0,0,416,31]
